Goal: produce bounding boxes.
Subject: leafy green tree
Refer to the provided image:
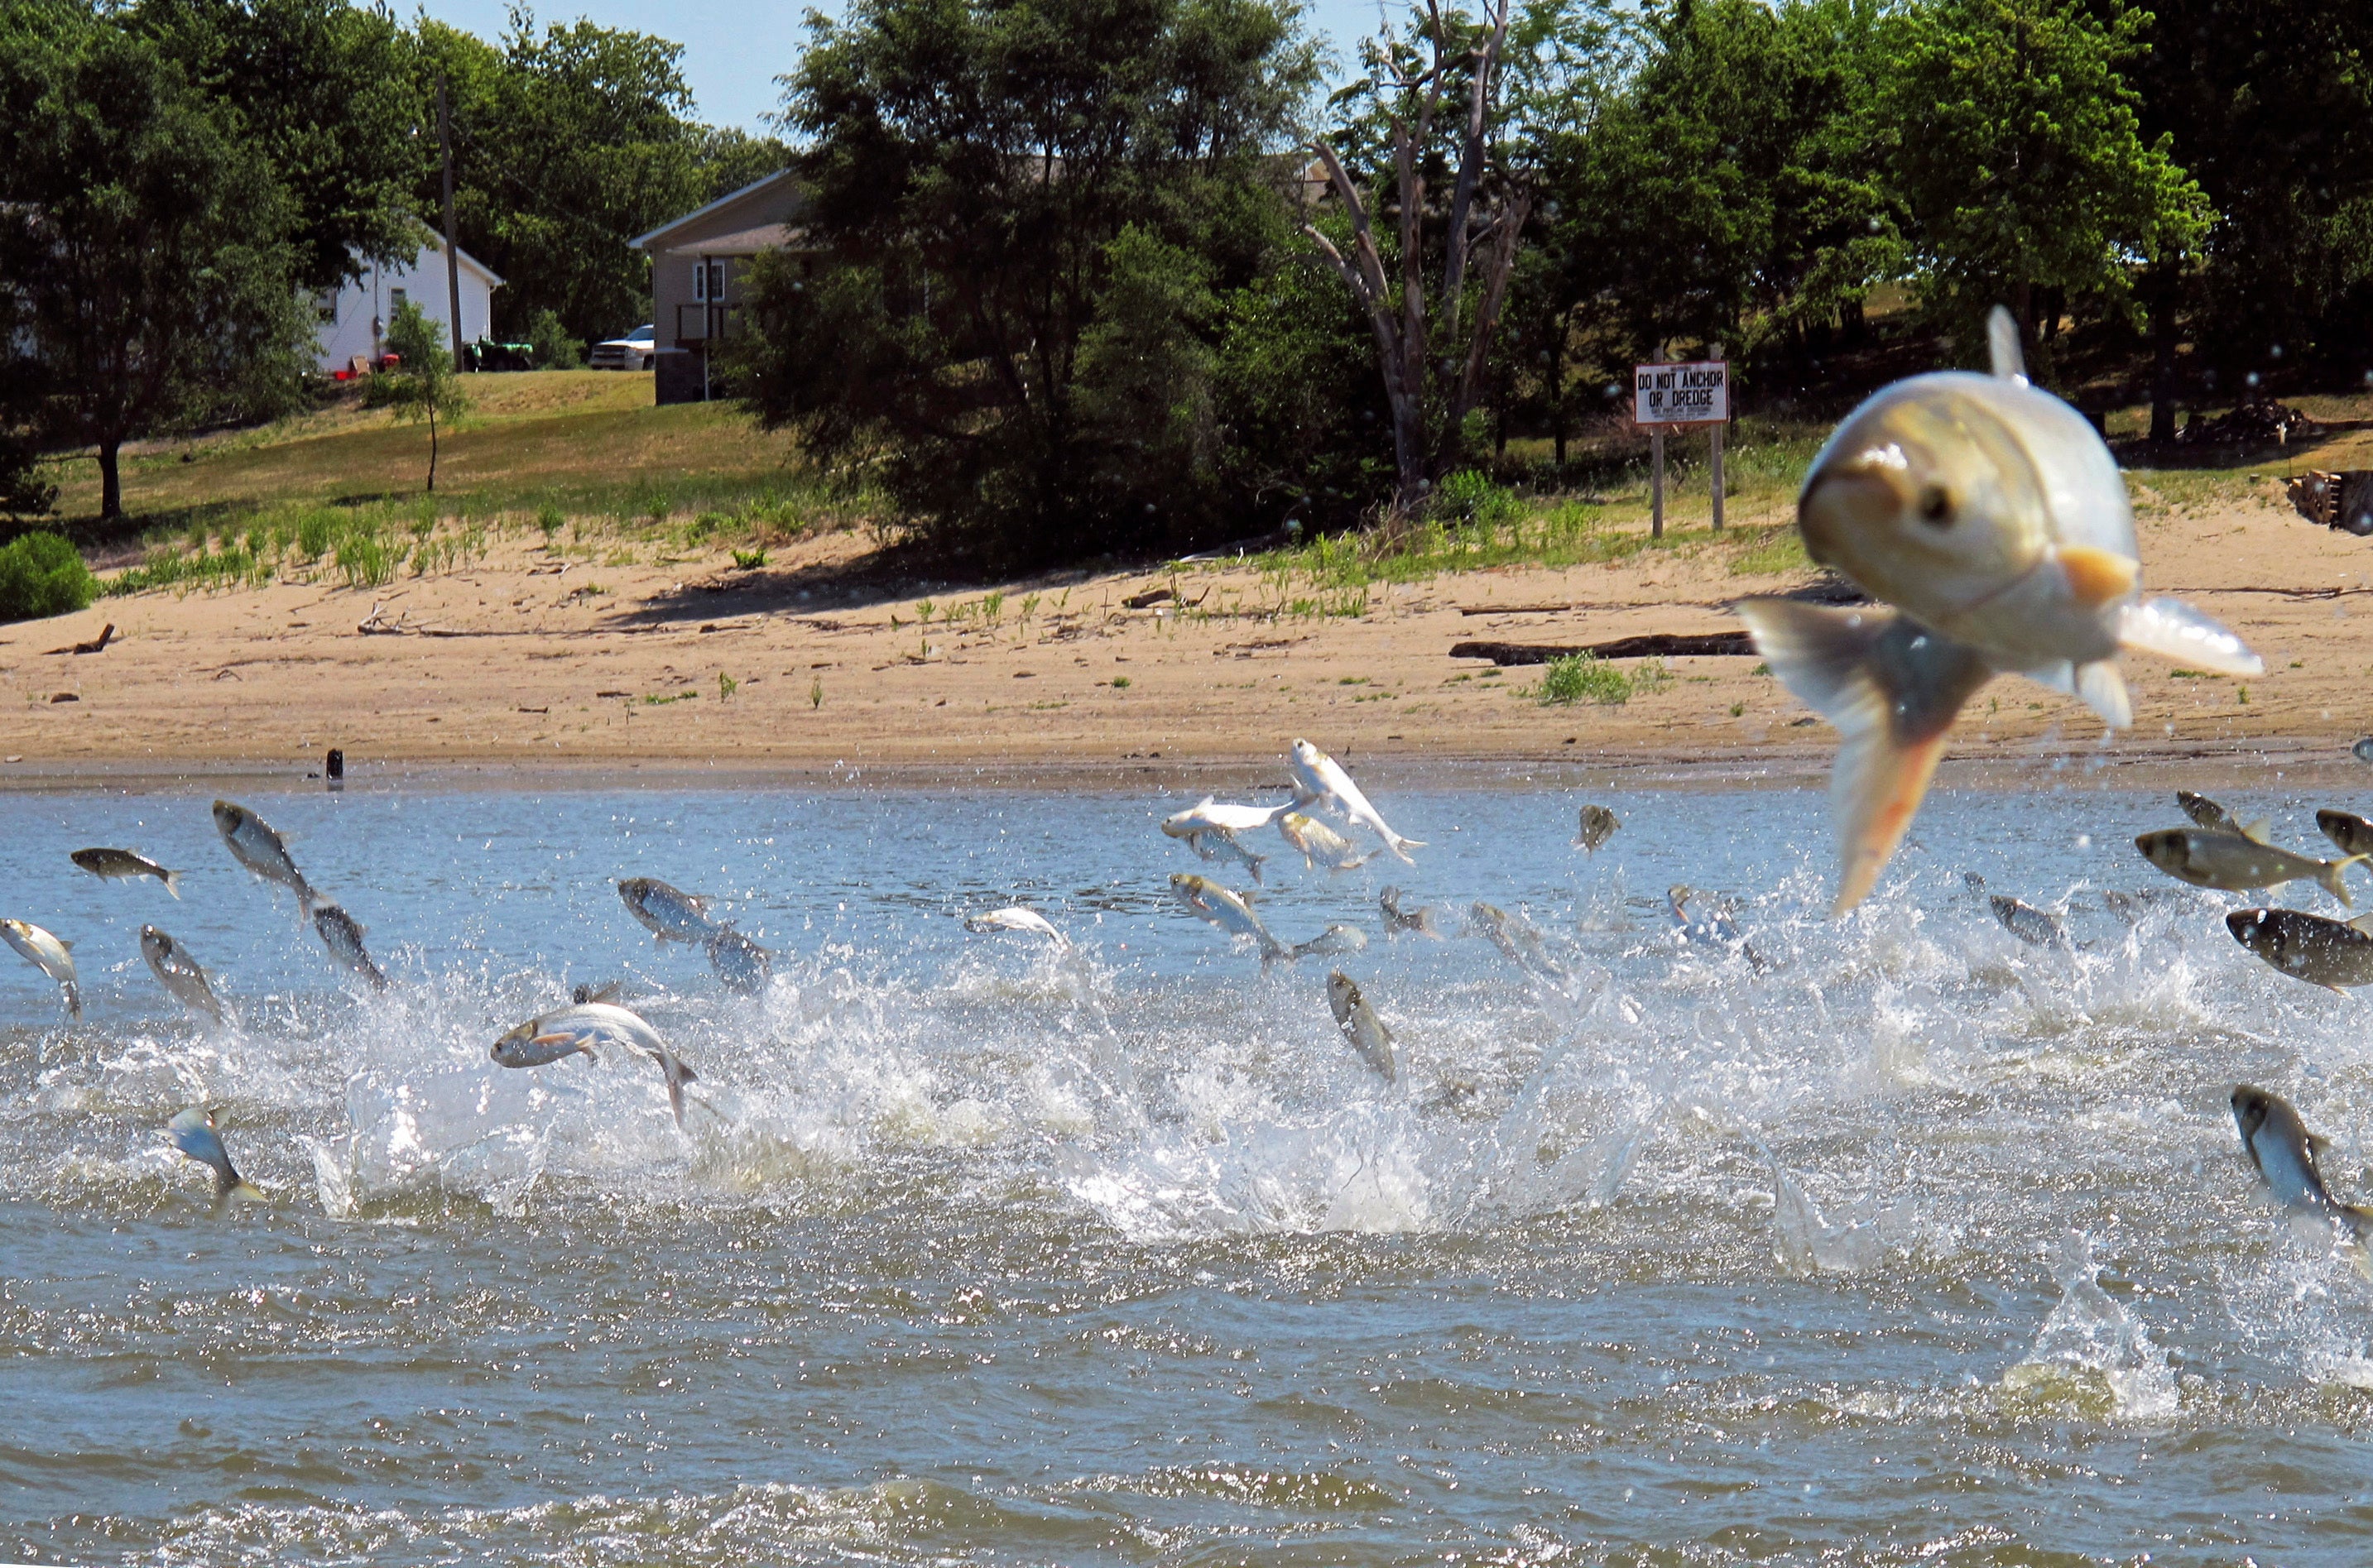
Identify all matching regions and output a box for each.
[734,0,1318,564]
[382,300,471,491]
[2115,0,2373,434]
[1880,0,2210,372]
[0,4,312,520]
[131,0,424,292]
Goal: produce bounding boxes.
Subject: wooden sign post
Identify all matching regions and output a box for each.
[1633,358,1730,538]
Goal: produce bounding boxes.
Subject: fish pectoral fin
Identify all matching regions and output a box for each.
[1736,599,1994,914]
[2073,660,2132,729]
[1986,304,2028,384]
[2054,545,2140,611]
[2118,597,2264,676]
[2243,818,2274,846]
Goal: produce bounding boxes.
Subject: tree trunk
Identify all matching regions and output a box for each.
[426,406,439,493]
[98,439,122,520]
[2148,261,2181,444]
[1548,330,1565,468]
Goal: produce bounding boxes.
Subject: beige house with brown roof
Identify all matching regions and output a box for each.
[627,168,806,405]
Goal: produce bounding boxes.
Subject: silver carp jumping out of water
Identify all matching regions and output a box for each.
[1574,804,1620,854]
[1378,885,1448,939]
[2231,1085,2373,1250]
[1668,885,1770,971]
[1170,872,1287,963]
[311,904,389,990]
[494,1001,700,1127]
[964,907,1070,949]
[1326,970,1398,1083]
[2136,828,2365,904]
[2177,790,2267,842]
[1734,308,2260,914]
[1288,740,1423,864]
[212,800,315,920]
[1990,894,2073,951]
[2,917,79,1018]
[70,847,183,897]
[1164,799,1293,884]
[617,877,720,942]
[1472,901,1568,981]
[492,1012,599,1067]
[2226,907,2373,991]
[704,926,771,994]
[2318,809,2373,860]
[141,925,224,1021]
[168,1105,265,1206]
[1291,923,1369,960]
[1277,812,1376,874]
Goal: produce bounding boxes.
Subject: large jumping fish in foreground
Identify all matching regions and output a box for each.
[1737,307,2261,913]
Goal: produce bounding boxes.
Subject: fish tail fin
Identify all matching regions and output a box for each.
[667,1081,687,1131]
[65,981,80,1020]
[1345,849,1377,871]
[1737,599,1994,915]
[163,870,182,899]
[2073,660,2131,729]
[1247,851,1266,885]
[2322,855,2371,907]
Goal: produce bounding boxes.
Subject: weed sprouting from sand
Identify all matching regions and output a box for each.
[718,673,737,701]
[732,549,766,569]
[1534,653,1631,705]
[809,677,824,709]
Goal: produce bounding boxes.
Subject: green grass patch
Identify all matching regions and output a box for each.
[1534,653,1632,705]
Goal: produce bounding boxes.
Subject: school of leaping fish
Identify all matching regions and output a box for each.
[9,306,2373,1256]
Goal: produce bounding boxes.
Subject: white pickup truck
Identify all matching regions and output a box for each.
[589,324,656,371]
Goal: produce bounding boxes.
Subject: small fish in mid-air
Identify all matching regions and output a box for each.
[142,926,224,1021]
[1170,872,1287,963]
[1668,885,1770,971]
[617,877,719,943]
[1990,894,2072,951]
[2231,1085,2373,1252]
[2,918,79,1017]
[704,926,771,994]
[1291,923,1369,959]
[1163,823,1269,883]
[1164,799,1293,885]
[1325,970,1398,1083]
[2355,737,2373,765]
[168,1106,264,1206]
[311,904,389,990]
[1378,886,1448,939]
[1289,740,1423,863]
[1573,804,1620,853]
[70,847,182,897]
[1472,901,1568,981]
[2226,907,2373,991]
[494,1002,700,1128]
[1734,307,2260,913]
[2135,829,2366,904]
[2318,809,2373,860]
[212,799,314,919]
[573,980,625,1005]
[1277,812,1376,873]
[964,907,1069,949]
[2177,791,2267,842]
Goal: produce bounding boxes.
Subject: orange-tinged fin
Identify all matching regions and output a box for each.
[2058,545,2140,610]
[1736,599,1995,915]
[2321,855,2369,908]
[2119,597,2262,676]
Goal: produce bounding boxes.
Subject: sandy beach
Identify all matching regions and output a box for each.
[5,469,2371,790]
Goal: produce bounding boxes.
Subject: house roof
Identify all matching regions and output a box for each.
[649,222,800,257]
[415,223,503,288]
[630,167,802,253]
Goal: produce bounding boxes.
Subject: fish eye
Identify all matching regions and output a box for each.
[1916,485,1954,527]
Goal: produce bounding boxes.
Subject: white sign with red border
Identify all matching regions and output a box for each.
[1633,361,1728,426]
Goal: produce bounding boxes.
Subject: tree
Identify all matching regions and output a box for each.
[131,0,424,293]
[0,6,313,520]
[734,0,1318,564]
[1880,0,2210,374]
[382,300,470,492]
[1305,0,1533,513]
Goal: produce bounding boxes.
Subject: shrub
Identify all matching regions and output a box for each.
[0,531,97,621]
[1535,653,1631,705]
[526,308,584,370]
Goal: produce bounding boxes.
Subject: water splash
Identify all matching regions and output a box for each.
[2001,1230,2178,1419]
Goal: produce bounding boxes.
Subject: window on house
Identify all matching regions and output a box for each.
[693,261,724,302]
[390,286,407,314]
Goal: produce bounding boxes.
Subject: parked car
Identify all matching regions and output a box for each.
[589,325,656,371]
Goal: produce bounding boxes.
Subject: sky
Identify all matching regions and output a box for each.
[413,0,1386,133]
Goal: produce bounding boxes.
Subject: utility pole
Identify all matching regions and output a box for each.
[437,82,466,374]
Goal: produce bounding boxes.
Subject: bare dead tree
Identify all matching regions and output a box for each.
[1304,0,1532,517]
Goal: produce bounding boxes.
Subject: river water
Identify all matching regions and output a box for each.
[5,770,2373,1564]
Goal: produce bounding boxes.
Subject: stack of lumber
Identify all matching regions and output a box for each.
[2287,470,2373,537]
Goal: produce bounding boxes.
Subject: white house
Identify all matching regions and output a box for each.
[315,228,502,371]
